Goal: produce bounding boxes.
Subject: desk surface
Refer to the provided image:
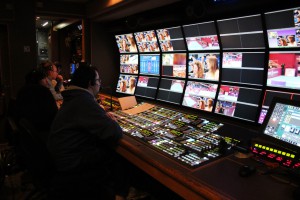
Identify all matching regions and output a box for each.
[116,134,297,200]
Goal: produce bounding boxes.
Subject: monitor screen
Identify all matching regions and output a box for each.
[134,30,160,52]
[115,33,138,53]
[222,52,265,86]
[120,54,138,74]
[162,53,186,78]
[182,81,218,112]
[188,53,220,81]
[135,76,160,99]
[217,14,265,49]
[215,85,262,122]
[156,26,186,51]
[262,98,300,148]
[139,54,160,76]
[116,74,138,95]
[267,52,300,90]
[182,21,220,51]
[265,8,300,48]
[156,78,185,104]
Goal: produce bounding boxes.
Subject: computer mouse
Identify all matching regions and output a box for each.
[239,165,256,177]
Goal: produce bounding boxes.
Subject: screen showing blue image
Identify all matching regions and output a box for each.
[139,54,160,76]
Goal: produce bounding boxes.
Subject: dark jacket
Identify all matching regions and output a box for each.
[47,87,123,173]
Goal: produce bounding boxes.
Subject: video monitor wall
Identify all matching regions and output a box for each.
[162,53,187,78]
[188,53,220,81]
[222,52,265,86]
[217,14,265,49]
[120,54,138,74]
[215,85,262,122]
[135,76,160,99]
[182,81,218,112]
[116,74,138,95]
[139,54,160,76]
[156,26,186,52]
[183,21,220,51]
[134,30,160,52]
[115,33,138,53]
[157,78,185,104]
[265,8,300,48]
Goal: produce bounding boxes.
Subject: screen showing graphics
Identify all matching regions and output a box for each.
[162,53,186,78]
[135,76,159,99]
[182,81,218,112]
[265,8,300,48]
[120,54,138,74]
[262,99,300,147]
[134,30,160,52]
[222,52,265,86]
[157,78,185,104]
[188,53,220,81]
[217,14,265,49]
[139,54,160,76]
[156,26,186,51]
[267,52,300,90]
[183,21,220,51]
[115,33,138,53]
[215,85,262,122]
[116,74,138,95]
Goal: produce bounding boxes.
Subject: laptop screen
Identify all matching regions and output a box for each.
[262,97,300,148]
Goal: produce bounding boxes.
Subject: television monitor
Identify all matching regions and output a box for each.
[135,76,160,99]
[156,26,186,51]
[115,33,138,53]
[162,53,186,78]
[222,52,265,86]
[215,85,262,122]
[188,53,220,81]
[139,54,160,76]
[265,8,300,48]
[183,21,220,51]
[116,74,138,95]
[217,14,265,49]
[261,97,300,150]
[134,30,160,52]
[120,54,138,74]
[156,78,185,104]
[267,52,300,90]
[182,81,218,112]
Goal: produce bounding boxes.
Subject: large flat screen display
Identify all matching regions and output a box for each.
[267,52,300,90]
[183,21,220,51]
[188,53,220,81]
[120,54,138,74]
[115,33,138,53]
[162,53,186,78]
[157,78,185,104]
[135,76,159,99]
[265,8,300,48]
[116,74,138,95]
[134,30,160,52]
[156,26,186,52]
[182,81,218,112]
[139,54,160,76]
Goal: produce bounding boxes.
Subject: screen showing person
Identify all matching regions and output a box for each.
[267,52,300,90]
[156,27,186,51]
[188,53,220,81]
[120,54,138,74]
[157,78,185,104]
[162,53,186,78]
[139,54,160,76]
[115,33,138,53]
[182,81,218,112]
[183,21,220,50]
[134,30,160,52]
[135,76,159,99]
[265,8,300,48]
[116,75,138,94]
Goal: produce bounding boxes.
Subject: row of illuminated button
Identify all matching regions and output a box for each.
[253,143,296,158]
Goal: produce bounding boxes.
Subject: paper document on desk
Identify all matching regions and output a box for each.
[122,103,155,115]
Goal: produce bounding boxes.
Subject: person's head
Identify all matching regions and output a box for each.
[279,38,288,46]
[207,98,213,107]
[129,77,136,89]
[128,36,135,46]
[71,63,101,96]
[25,69,48,87]
[297,14,300,22]
[206,56,218,72]
[40,61,58,80]
[192,60,204,78]
[163,29,169,36]
[146,34,151,41]
[199,100,205,109]
[288,35,295,43]
[162,43,168,51]
[120,80,127,92]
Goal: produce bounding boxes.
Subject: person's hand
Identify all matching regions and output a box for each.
[106,112,117,122]
[57,75,63,81]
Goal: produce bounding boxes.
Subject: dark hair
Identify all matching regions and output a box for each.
[39,61,54,75]
[71,63,98,89]
[25,69,47,84]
